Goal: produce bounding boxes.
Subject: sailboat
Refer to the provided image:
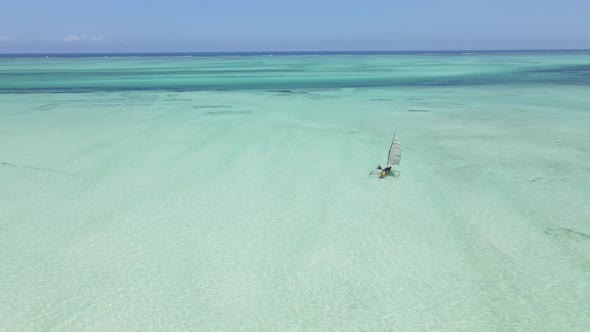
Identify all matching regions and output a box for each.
[369,133,402,178]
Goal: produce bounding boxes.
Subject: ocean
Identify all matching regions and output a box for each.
[1,51,589,330]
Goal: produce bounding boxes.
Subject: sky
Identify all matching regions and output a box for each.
[1,0,589,53]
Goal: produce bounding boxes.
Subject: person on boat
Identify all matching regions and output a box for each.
[369,164,392,178]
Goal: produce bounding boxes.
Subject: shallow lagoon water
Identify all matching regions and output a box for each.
[1,52,590,330]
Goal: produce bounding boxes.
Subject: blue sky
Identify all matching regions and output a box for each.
[1,0,589,52]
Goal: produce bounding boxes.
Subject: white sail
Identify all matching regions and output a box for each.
[387,133,401,167]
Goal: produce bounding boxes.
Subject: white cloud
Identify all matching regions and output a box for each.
[62,34,105,42]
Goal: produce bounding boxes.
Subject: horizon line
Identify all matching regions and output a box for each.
[1,48,590,56]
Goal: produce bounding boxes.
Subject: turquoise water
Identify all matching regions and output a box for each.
[1,52,589,330]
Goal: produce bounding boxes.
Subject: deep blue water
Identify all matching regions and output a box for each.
[1,50,590,93]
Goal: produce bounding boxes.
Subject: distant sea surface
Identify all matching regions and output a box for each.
[1,51,589,330]
[1,50,590,92]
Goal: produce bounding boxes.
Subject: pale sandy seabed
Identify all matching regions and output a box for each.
[0,54,589,330]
